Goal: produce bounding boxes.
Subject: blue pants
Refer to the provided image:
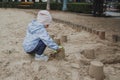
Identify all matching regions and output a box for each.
[27,40,46,55]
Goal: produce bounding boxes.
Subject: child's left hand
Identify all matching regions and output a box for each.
[54,46,64,53]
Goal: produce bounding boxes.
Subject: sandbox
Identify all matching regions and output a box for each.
[0,8,120,80]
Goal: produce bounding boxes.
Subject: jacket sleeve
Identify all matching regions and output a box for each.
[36,26,59,50]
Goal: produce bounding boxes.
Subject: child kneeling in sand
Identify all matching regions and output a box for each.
[23,10,62,61]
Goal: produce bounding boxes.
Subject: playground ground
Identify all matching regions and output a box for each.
[0,8,120,80]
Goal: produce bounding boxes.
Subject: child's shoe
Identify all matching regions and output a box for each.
[35,54,49,61]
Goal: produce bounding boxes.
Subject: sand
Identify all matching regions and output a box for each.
[0,8,120,80]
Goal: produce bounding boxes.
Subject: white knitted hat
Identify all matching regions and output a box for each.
[37,10,52,25]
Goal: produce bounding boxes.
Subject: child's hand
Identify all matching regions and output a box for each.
[54,46,64,53]
[59,46,63,49]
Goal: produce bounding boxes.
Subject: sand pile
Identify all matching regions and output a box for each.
[0,8,120,80]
